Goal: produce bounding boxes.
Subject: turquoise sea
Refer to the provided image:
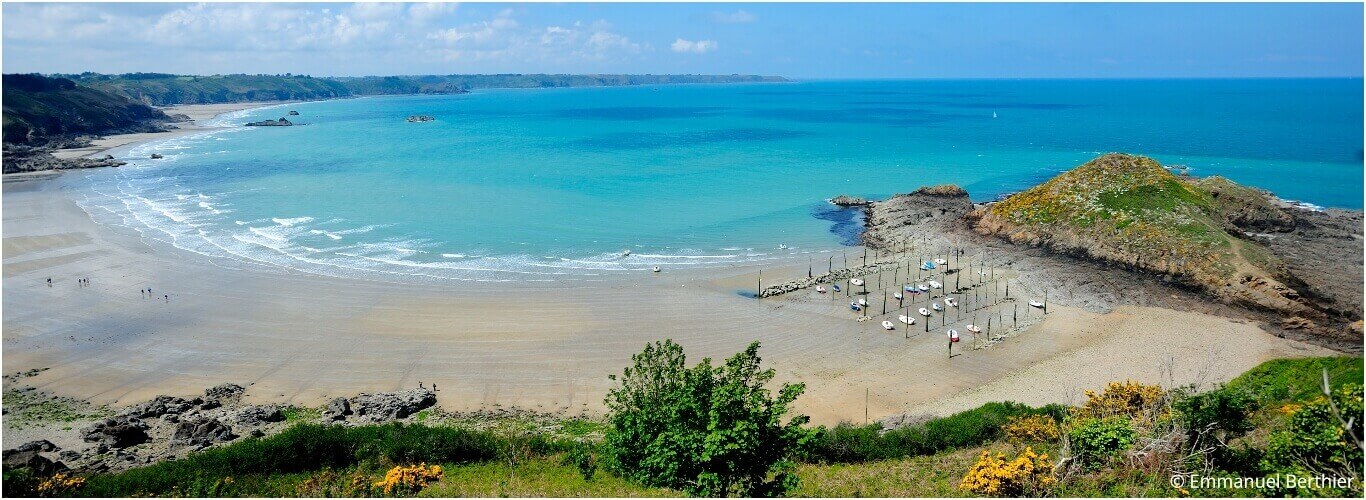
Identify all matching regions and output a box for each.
[74,79,1364,282]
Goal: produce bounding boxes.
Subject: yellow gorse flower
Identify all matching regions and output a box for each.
[35,472,85,496]
[373,463,443,495]
[960,447,1055,497]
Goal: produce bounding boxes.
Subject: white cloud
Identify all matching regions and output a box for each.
[671,38,718,54]
[3,3,649,73]
[709,10,756,24]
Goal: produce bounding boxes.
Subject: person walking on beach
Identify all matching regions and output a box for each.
[46,278,52,287]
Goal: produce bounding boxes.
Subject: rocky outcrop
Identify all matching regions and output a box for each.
[287,110,300,116]
[203,383,246,405]
[861,184,975,250]
[234,405,285,427]
[245,118,293,127]
[3,449,67,476]
[81,416,150,448]
[348,388,437,422]
[119,395,200,419]
[150,153,164,159]
[2,146,126,174]
[967,154,1318,317]
[171,418,236,448]
[829,195,869,207]
[323,397,352,421]
[406,115,435,123]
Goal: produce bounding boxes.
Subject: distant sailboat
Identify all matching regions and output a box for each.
[992,111,998,119]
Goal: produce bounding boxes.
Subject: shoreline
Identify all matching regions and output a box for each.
[3,167,1338,440]
[46,101,292,161]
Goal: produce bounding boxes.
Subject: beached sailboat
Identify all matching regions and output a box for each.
[832,284,841,292]
[857,298,868,307]
[919,307,931,316]
[966,324,982,333]
[816,285,827,293]
[929,280,942,289]
[850,278,865,286]
[849,302,861,311]
[921,261,936,270]
[652,266,661,273]
[893,292,903,300]
[944,297,958,307]
[882,320,895,330]
[918,284,930,292]
[932,302,943,311]
[1029,300,1045,308]
[934,258,947,265]
[898,315,915,325]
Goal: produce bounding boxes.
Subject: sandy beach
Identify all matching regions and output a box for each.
[2,130,1338,439]
[48,103,287,160]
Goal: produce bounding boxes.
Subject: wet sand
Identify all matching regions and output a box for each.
[3,169,1337,429]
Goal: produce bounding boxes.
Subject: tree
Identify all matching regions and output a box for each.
[602,340,811,497]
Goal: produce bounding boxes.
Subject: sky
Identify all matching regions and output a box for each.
[2,2,1362,79]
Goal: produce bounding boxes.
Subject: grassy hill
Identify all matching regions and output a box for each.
[2,74,169,145]
[969,153,1310,315]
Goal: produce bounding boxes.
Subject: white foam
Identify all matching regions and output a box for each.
[272,216,314,227]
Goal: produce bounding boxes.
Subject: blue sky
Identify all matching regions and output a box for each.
[3,2,1361,78]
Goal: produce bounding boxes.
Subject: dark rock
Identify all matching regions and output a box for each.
[323,397,351,421]
[119,395,199,418]
[81,416,150,448]
[250,429,266,438]
[150,153,164,159]
[58,450,81,463]
[2,449,66,475]
[171,418,236,448]
[204,383,245,403]
[244,118,293,127]
[830,194,869,207]
[12,440,58,453]
[406,115,435,123]
[350,388,436,422]
[235,405,285,426]
[288,110,300,116]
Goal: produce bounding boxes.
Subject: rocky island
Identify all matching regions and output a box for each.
[244,118,293,127]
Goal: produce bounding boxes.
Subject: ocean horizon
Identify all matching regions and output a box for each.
[71,78,1364,283]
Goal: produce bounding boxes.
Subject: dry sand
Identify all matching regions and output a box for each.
[49,102,288,160]
[1,109,1345,434]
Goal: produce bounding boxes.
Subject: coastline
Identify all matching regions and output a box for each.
[47,102,291,160]
[3,167,1337,442]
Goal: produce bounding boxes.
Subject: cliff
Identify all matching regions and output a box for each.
[2,74,170,145]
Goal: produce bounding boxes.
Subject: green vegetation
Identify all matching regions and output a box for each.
[804,402,1065,463]
[2,74,167,145]
[5,353,1359,498]
[1,388,112,430]
[1227,356,1363,404]
[602,340,811,497]
[1066,417,1137,468]
[973,153,1303,313]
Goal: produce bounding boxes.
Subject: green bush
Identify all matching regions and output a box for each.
[602,340,811,497]
[1228,357,1363,405]
[805,402,1066,463]
[1068,417,1137,468]
[563,442,599,481]
[1174,384,1259,446]
[1260,383,1363,496]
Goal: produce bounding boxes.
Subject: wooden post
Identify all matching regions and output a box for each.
[1044,291,1048,314]
[808,257,813,278]
[829,255,834,274]
[757,269,762,299]
[882,290,888,315]
[1013,304,1018,328]
[865,388,869,425]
